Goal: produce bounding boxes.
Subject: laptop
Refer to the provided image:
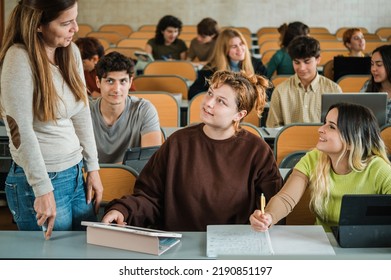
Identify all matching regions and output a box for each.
[333,56,371,82]
[122,146,160,174]
[321,93,388,127]
[331,194,391,248]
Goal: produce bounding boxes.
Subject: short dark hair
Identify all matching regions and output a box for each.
[197,17,219,37]
[75,37,104,60]
[155,15,182,44]
[287,35,320,60]
[95,51,134,80]
[281,21,309,48]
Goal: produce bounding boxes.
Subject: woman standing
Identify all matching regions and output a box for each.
[0,0,103,239]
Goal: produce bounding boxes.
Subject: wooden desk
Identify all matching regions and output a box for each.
[0,227,390,260]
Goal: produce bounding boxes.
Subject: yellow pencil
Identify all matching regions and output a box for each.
[260,193,265,215]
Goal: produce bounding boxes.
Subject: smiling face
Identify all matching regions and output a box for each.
[227,36,246,62]
[38,3,79,50]
[96,71,132,106]
[316,108,345,156]
[371,51,387,84]
[162,26,179,45]
[200,84,245,134]
[292,56,320,85]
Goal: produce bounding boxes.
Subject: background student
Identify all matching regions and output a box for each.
[188,28,269,100]
[251,103,391,232]
[187,17,219,64]
[102,70,283,231]
[145,15,188,60]
[75,36,105,98]
[90,51,162,163]
[0,0,103,239]
[266,35,342,128]
[361,44,391,124]
[266,21,310,79]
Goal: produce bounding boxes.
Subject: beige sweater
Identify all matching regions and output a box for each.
[0,43,99,197]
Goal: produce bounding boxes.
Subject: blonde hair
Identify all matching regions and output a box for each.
[309,103,390,219]
[206,28,254,75]
[208,70,268,132]
[0,1,86,122]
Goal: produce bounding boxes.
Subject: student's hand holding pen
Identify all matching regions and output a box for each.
[249,193,272,232]
[34,191,56,240]
[250,210,272,232]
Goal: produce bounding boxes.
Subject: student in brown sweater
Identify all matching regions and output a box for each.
[102,70,283,231]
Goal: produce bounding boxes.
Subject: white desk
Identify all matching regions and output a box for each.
[0,228,390,259]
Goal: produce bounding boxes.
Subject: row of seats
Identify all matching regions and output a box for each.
[78,24,391,42]
[257,26,391,40]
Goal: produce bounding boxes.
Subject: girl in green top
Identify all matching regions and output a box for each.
[250,102,391,231]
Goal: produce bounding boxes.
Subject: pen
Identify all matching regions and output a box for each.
[261,127,270,136]
[260,193,274,254]
[260,193,265,214]
[42,221,48,239]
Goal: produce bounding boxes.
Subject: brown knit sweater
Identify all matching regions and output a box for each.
[105,123,283,231]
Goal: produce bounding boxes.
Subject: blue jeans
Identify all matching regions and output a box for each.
[5,160,96,231]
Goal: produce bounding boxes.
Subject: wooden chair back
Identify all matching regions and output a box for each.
[132,91,181,127]
[271,75,290,87]
[133,75,189,100]
[138,25,156,32]
[375,27,391,40]
[309,27,330,34]
[181,25,197,33]
[311,33,336,40]
[105,47,144,61]
[77,24,93,38]
[98,24,133,37]
[144,61,197,82]
[274,123,322,166]
[336,75,370,92]
[241,122,263,138]
[187,92,205,125]
[256,27,278,37]
[117,38,148,49]
[261,49,277,65]
[257,33,280,47]
[380,124,391,155]
[86,31,125,45]
[259,40,280,57]
[97,164,138,203]
[128,31,155,39]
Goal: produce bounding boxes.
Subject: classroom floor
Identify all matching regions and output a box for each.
[0,205,17,230]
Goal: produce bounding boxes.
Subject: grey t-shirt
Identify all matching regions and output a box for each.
[90,96,160,163]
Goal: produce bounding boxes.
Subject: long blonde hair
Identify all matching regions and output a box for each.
[310,103,390,219]
[0,0,86,122]
[206,28,254,75]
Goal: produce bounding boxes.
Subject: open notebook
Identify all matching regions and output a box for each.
[207,225,335,257]
[82,221,181,255]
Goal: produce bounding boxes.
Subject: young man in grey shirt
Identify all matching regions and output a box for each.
[90,51,162,163]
